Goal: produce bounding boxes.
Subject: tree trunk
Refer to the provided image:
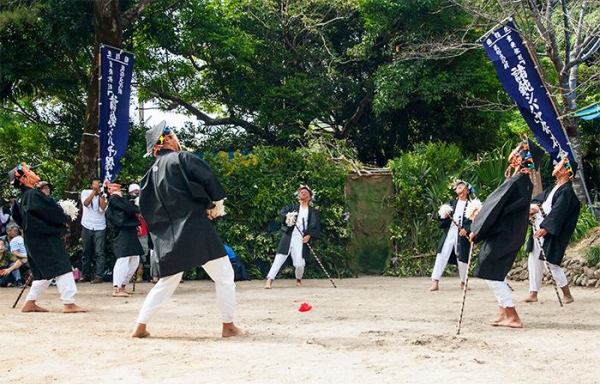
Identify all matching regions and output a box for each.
[64,0,123,247]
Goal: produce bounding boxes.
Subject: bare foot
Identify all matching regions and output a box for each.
[120,286,133,294]
[222,323,244,338]
[21,300,49,313]
[428,280,439,292]
[296,279,302,287]
[520,292,538,303]
[563,295,574,304]
[492,318,523,328]
[131,323,150,338]
[264,279,273,289]
[460,282,471,291]
[489,308,506,324]
[63,304,87,313]
[112,290,130,297]
[491,307,522,328]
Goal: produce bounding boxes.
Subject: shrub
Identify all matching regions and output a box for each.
[585,244,600,267]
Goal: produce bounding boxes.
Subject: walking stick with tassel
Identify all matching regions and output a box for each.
[293,221,337,288]
[455,198,483,335]
[456,240,474,335]
[530,219,563,307]
[12,272,33,309]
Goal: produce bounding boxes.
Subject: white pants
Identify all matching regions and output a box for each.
[267,248,305,280]
[136,256,236,324]
[486,280,514,308]
[112,256,140,288]
[528,239,568,291]
[26,272,77,305]
[431,231,468,283]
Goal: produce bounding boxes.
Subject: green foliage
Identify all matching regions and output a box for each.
[571,206,599,243]
[201,143,351,280]
[585,244,600,267]
[386,142,471,275]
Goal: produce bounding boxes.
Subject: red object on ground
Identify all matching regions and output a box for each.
[298,302,312,312]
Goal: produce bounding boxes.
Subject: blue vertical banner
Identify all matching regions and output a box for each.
[481,20,574,163]
[99,44,134,182]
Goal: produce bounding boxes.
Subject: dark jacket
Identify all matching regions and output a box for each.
[276,203,321,260]
[11,187,71,280]
[106,194,145,259]
[139,149,227,277]
[526,182,580,265]
[471,173,532,281]
[436,199,473,264]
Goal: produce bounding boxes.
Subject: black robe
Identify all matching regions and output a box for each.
[275,204,321,261]
[106,194,145,259]
[11,186,72,280]
[436,199,472,264]
[525,182,580,265]
[471,173,533,281]
[139,149,227,277]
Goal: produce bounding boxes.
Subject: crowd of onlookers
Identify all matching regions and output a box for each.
[0,178,156,290]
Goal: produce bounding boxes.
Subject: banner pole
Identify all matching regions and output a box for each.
[97,44,103,180]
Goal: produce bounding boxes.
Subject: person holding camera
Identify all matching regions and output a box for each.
[80,176,107,284]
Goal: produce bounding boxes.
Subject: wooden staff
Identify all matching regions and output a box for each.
[456,241,475,335]
[293,222,337,288]
[530,219,563,307]
[12,272,33,309]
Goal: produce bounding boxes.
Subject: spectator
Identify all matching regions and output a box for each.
[80,176,107,284]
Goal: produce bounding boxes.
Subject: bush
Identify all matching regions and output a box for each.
[585,244,600,267]
[203,145,351,280]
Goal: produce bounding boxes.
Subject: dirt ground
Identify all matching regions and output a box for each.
[1,275,599,383]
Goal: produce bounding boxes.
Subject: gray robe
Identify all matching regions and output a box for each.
[106,194,144,259]
[471,173,532,281]
[139,149,227,277]
[276,204,321,260]
[436,199,472,264]
[526,182,580,265]
[11,187,72,280]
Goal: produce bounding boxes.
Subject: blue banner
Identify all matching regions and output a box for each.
[481,20,574,164]
[99,44,134,182]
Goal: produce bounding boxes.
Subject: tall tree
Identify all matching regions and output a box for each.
[451,0,600,201]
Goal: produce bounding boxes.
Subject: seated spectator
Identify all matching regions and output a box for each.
[0,238,24,287]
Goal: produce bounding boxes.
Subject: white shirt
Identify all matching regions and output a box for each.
[80,190,106,230]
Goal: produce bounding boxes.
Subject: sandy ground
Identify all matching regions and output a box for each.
[1,275,599,384]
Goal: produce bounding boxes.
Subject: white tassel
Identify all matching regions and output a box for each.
[285,211,298,227]
[58,199,80,222]
[438,204,453,219]
[466,199,483,221]
[208,199,226,218]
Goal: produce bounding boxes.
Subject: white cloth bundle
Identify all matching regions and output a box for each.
[58,199,80,222]
[466,199,483,221]
[285,211,298,227]
[208,199,226,218]
[438,204,453,219]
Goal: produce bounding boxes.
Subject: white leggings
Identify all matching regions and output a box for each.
[136,256,236,324]
[267,246,305,280]
[431,235,468,283]
[112,256,140,288]
[26,271,78,305]
[528,240,568,292]
[486,279,515,308]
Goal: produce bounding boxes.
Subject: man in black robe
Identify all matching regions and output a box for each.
[264,185,321,289]
[106,183,144,298]
[429,180,474,292]
[522,155,580,304]
[131,122,242,338]
[9,163,86,313]
[469,139,542,328]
